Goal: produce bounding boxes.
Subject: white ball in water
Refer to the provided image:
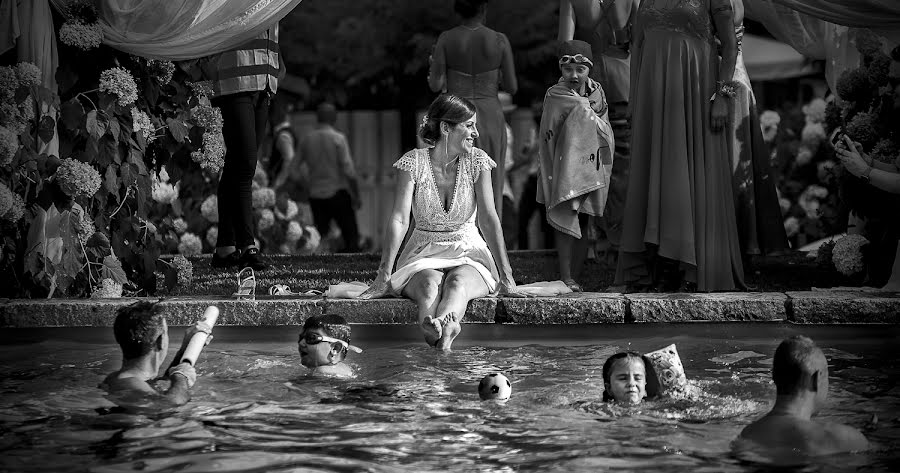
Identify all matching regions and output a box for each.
[478,373,512,401]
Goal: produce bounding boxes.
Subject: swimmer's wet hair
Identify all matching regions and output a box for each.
[302,313,353,348]
[772,335,827,395]
[113,301,166,359]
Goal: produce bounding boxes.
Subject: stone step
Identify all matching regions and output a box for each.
[1,291,897,327]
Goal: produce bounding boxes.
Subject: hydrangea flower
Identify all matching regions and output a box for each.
[824,100,843,134]
[285,221,304,242]
[832,234,869,276]
[867,54,892,87]
[131,107,154,141]
[795,146,813,166]
[177,232,202,256]
[151,176,178,204]
[56,158,101,198]
[778,197,792,215]
[835,68,871,103]
[870,139,899,164]
[205,225,218,247]
[802,98,827,124]
[200,195,218,223]
[801,122,826,147]
[0,67,17,100]
[59,21,103,51]
[256,208,275,231]
[172,217,188,234]
[4,192,24,223]
[844,111,879,148]
[300,225,321,253]
[275,199,299,221]
[171,254,193,288]
[191,132,225,174]
[252,187,276,209]
[854,29,883,57]
[15,62,41,88]
[147,59,175,85]
[99,67,138,107]
[783,216,800,237]
[0,125,19,165]
[91,278,123,298]
[191,102,223,133]
[187,81,214,97]
[816,159,836,184]
[73,214,95,245]
[0,182,12,217]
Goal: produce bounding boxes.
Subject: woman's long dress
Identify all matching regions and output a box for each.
[389,147,500,294]
[446,69,507,189]
[616,0,744,291]
[729,24,788,256]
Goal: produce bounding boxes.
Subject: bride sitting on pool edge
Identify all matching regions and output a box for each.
[358,94,526,350]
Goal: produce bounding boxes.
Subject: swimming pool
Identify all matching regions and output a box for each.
[1,324,897,472]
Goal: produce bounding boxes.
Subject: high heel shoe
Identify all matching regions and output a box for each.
[233,267,256,300]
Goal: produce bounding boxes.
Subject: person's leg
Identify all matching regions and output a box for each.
[433,265,491,351]
[234,91,270,251]
[332,190,360,252]
[401,269,445,346]
[213,92,255,258]
[517,174,539,249]
[569,215,590,286]
[308,197,333,243]
[556,230,576,286]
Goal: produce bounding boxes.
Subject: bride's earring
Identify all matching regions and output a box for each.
[444,139,449,162]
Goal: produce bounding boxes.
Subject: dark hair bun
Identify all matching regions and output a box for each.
[416,94,477,146]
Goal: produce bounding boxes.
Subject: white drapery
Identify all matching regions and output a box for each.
[745,0,900,91]
[49,0,303,60]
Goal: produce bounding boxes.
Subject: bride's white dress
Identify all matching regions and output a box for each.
[389,147,500,294]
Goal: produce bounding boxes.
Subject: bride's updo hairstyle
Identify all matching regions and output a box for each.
[419,94,477,147]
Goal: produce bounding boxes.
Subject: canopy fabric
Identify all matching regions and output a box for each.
[49,0,304,61]
[742,34,822,81]
[770,0,900,29]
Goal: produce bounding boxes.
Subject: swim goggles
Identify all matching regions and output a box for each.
[559,54,593,67]
[298,331,363,353]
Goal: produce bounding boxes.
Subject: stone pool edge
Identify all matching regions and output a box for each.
[1,291,898,327]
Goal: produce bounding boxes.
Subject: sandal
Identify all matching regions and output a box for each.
[268,284,323,297]
[233,267,256,300]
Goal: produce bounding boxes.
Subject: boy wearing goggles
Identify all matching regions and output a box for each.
[297,314,362,378]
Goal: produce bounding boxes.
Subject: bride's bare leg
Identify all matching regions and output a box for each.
[402,269,445,346]
[433,265,491,351]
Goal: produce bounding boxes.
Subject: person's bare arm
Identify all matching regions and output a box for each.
[272,131,296,189]
[473,162,516,293]
[337,136,362,209]
[826,424,869,452]
[498,33,518,95]
[710,0,737,133]
[428,34,447,93]
[558,0,575,41]
[358,169,415,299]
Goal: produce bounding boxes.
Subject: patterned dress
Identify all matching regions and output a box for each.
[389,148,500,294]
[616,0,744,291]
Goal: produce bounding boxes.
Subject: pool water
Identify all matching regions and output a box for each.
[1,324,898,472]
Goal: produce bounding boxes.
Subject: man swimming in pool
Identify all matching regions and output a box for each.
[297,314,362,378]
[102,301,212,405]
[737,335,869,456]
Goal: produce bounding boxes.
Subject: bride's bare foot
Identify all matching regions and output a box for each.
[421,316,443,346]
[436,312,461,351]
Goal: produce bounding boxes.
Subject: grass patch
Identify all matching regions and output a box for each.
[165,250,844,297]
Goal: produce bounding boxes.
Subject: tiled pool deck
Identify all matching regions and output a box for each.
[2,290,898,327]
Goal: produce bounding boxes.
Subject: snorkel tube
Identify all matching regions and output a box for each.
[180,306,219,365]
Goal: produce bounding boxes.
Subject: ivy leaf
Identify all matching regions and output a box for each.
[120,162,137,187]
[24,207,49,276]
[107,118,120,145]
[86,231,111,252]
[166,118,188,143]
[101,255,128,284]
[104,164,119,196]
[86,110,106,139]
[38,115,56,143]
[97,136,119,167]
[59,99,84,132]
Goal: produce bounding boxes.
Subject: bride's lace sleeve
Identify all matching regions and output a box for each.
[470,148,497,181]
[393,149,422,182]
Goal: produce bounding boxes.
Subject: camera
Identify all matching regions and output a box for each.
[829,127,844,147]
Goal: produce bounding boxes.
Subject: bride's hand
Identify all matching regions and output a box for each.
[358,272,391,300]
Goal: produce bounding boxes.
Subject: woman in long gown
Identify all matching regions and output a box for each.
[429,0,518,217]
[359,95,522,350]
[728,0,788,261]
[615,0,745,292]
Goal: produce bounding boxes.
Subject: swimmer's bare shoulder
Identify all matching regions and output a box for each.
[740,415,868,455]
[100,371,157,394]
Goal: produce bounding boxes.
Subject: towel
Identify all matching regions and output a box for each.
[537,79,615,238]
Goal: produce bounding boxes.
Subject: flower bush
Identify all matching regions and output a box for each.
[832,234,869,276]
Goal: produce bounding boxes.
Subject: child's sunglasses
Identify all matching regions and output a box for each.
[298,332,363,353]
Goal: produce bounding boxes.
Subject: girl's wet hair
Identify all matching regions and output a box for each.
[601,351,660,402]
[302,313,352,349]
[419,94,477,146]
